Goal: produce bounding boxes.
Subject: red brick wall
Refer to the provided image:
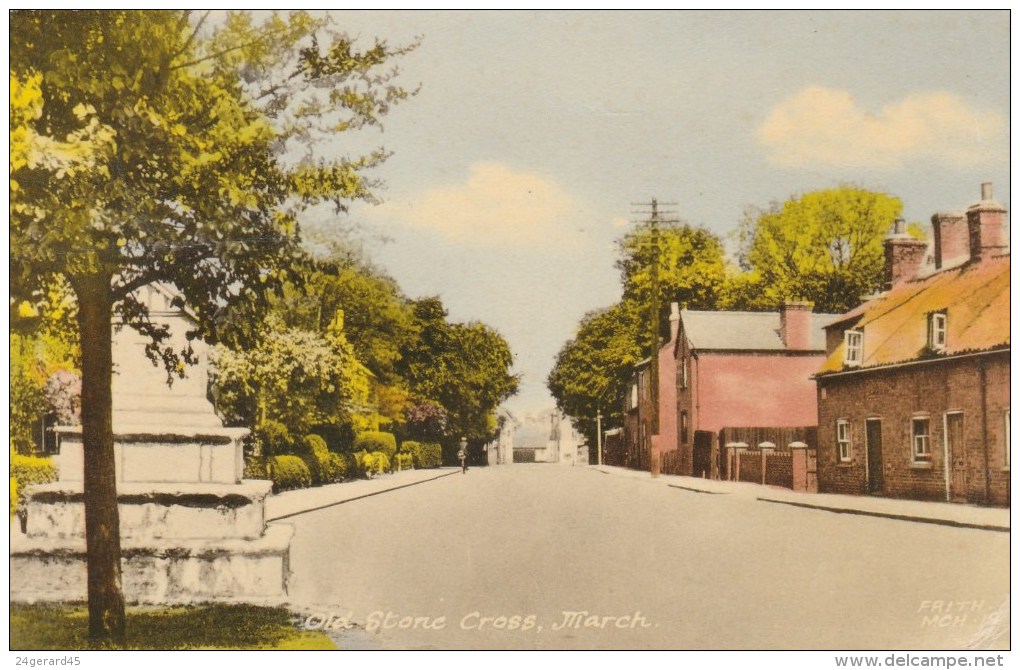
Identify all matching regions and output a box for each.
[817,351,1009,506]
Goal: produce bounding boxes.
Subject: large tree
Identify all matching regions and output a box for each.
[397,297,519,443]
[10,10,415,645]
[547,300,644,446]
[735,186,903,312]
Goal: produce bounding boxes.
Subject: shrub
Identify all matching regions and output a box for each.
[320,453,347,483]
[409,442,442,469]
[371,451,391,475]
[354,431,397,458]
[270,455,312,492]
[243,456,269,480]
[10,451,58,515]
[256,421,293,457]
[393,453,413,471]
[294,434,331,485]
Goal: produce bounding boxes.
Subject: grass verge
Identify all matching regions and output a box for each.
[10,603,336,650]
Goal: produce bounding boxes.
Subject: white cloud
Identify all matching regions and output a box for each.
[378,162,577,246]
[758,87,1006,171]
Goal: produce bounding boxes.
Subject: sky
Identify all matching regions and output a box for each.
[295,10,1010,418]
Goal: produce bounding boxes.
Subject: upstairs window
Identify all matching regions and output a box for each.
[629,384,638,410]
[912,417,931,462]
[844,330,864,367]
[928,312,947,352]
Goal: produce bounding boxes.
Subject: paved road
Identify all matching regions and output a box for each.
[275,465,1009,650]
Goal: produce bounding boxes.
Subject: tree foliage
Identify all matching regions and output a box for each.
[210,320,364,436]
[397,297,519,441]
[736,186,903,312]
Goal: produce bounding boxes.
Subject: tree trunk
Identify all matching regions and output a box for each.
[75,276,126,647]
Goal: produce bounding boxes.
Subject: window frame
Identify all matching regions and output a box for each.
[928,311,947,352]
[844,329,864,367]
[836,419,851,462]
[912,416,932,463]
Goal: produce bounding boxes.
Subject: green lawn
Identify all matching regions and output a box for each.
[10,603,336,650]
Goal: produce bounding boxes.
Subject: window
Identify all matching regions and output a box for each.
[912,417,931,462]
[629,384,638,410]
[680,411,689,444]
[928,312,947,352]
[679,356,689,389]
[836,420,851,462]
[844,330,863,366]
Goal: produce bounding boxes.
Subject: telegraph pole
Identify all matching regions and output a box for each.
[596,409,603,466]
[631,198,678,477]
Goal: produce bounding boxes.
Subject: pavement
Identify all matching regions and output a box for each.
[264,467,460,521]
[590,464,1010,532]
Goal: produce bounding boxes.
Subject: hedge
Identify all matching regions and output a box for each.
[271,455,312,492]
[408,442,442,469]
[393,453,413,471]
[320,453,348,484]
[295,434,331,485]
[354,450,391,478]
[354,431,397,458]
[10,452,58,516]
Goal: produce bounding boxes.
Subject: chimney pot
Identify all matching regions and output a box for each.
[982,182,993,201]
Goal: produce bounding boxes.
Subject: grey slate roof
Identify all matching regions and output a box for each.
[680,309,842,352]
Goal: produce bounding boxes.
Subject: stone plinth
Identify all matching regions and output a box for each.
[11,525,293,605]
[10,282,293,606]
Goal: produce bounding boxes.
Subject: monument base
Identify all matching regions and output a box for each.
[10,525,293,605]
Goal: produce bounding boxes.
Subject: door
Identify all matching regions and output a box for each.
[945,412,966,503]
[865,419,883,494]
[693,431,712,479]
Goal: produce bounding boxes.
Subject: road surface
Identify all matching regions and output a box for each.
[276,464,1009,650]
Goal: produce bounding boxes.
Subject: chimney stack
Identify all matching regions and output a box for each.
[966,182,1008,263]
[779,300,813,350]
[931,211,968,270]
[883,218,927,289]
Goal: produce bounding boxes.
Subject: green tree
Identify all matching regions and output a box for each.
[397,298,519,442]
[736,186,903,312]
[210,319,365,437]
[547,300,644,446]
[10,10,415,645]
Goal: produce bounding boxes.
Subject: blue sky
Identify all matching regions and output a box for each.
[296,10,1009,417]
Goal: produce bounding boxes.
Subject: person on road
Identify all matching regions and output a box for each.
[458,446,468,474]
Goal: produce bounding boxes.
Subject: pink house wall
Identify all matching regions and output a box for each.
[651,336,678,455]
[694,352,824,434]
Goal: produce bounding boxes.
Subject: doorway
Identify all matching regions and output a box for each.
[865,418,883,494]
[945,412,966,503]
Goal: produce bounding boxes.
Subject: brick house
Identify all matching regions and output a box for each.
[674,302,840,478]
[815,184,1010,506]
[621,357,654,470]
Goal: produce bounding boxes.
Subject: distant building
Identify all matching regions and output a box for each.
[487,409,518,465]
[815,184,1010,506]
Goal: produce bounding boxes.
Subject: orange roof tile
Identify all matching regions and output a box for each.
[819,255,1010,374]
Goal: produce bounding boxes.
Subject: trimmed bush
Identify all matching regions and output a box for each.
[11,453,58,488]
[294,434,331,485]
[243,456,269,480]
[393,453,413,471]
[271,455,312,492]
[355,450,391,478]
[409,442,442,469]
[354,431,397,458]
[319,453,348,484]
[256,421,294,457]
[10,452,58,516]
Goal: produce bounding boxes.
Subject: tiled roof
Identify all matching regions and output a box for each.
[818,255,1010,374]
[681,309,841,352]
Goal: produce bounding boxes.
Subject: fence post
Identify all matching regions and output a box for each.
[757,441,775,485]
[789,441,808,492]
[726,442,747,481]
